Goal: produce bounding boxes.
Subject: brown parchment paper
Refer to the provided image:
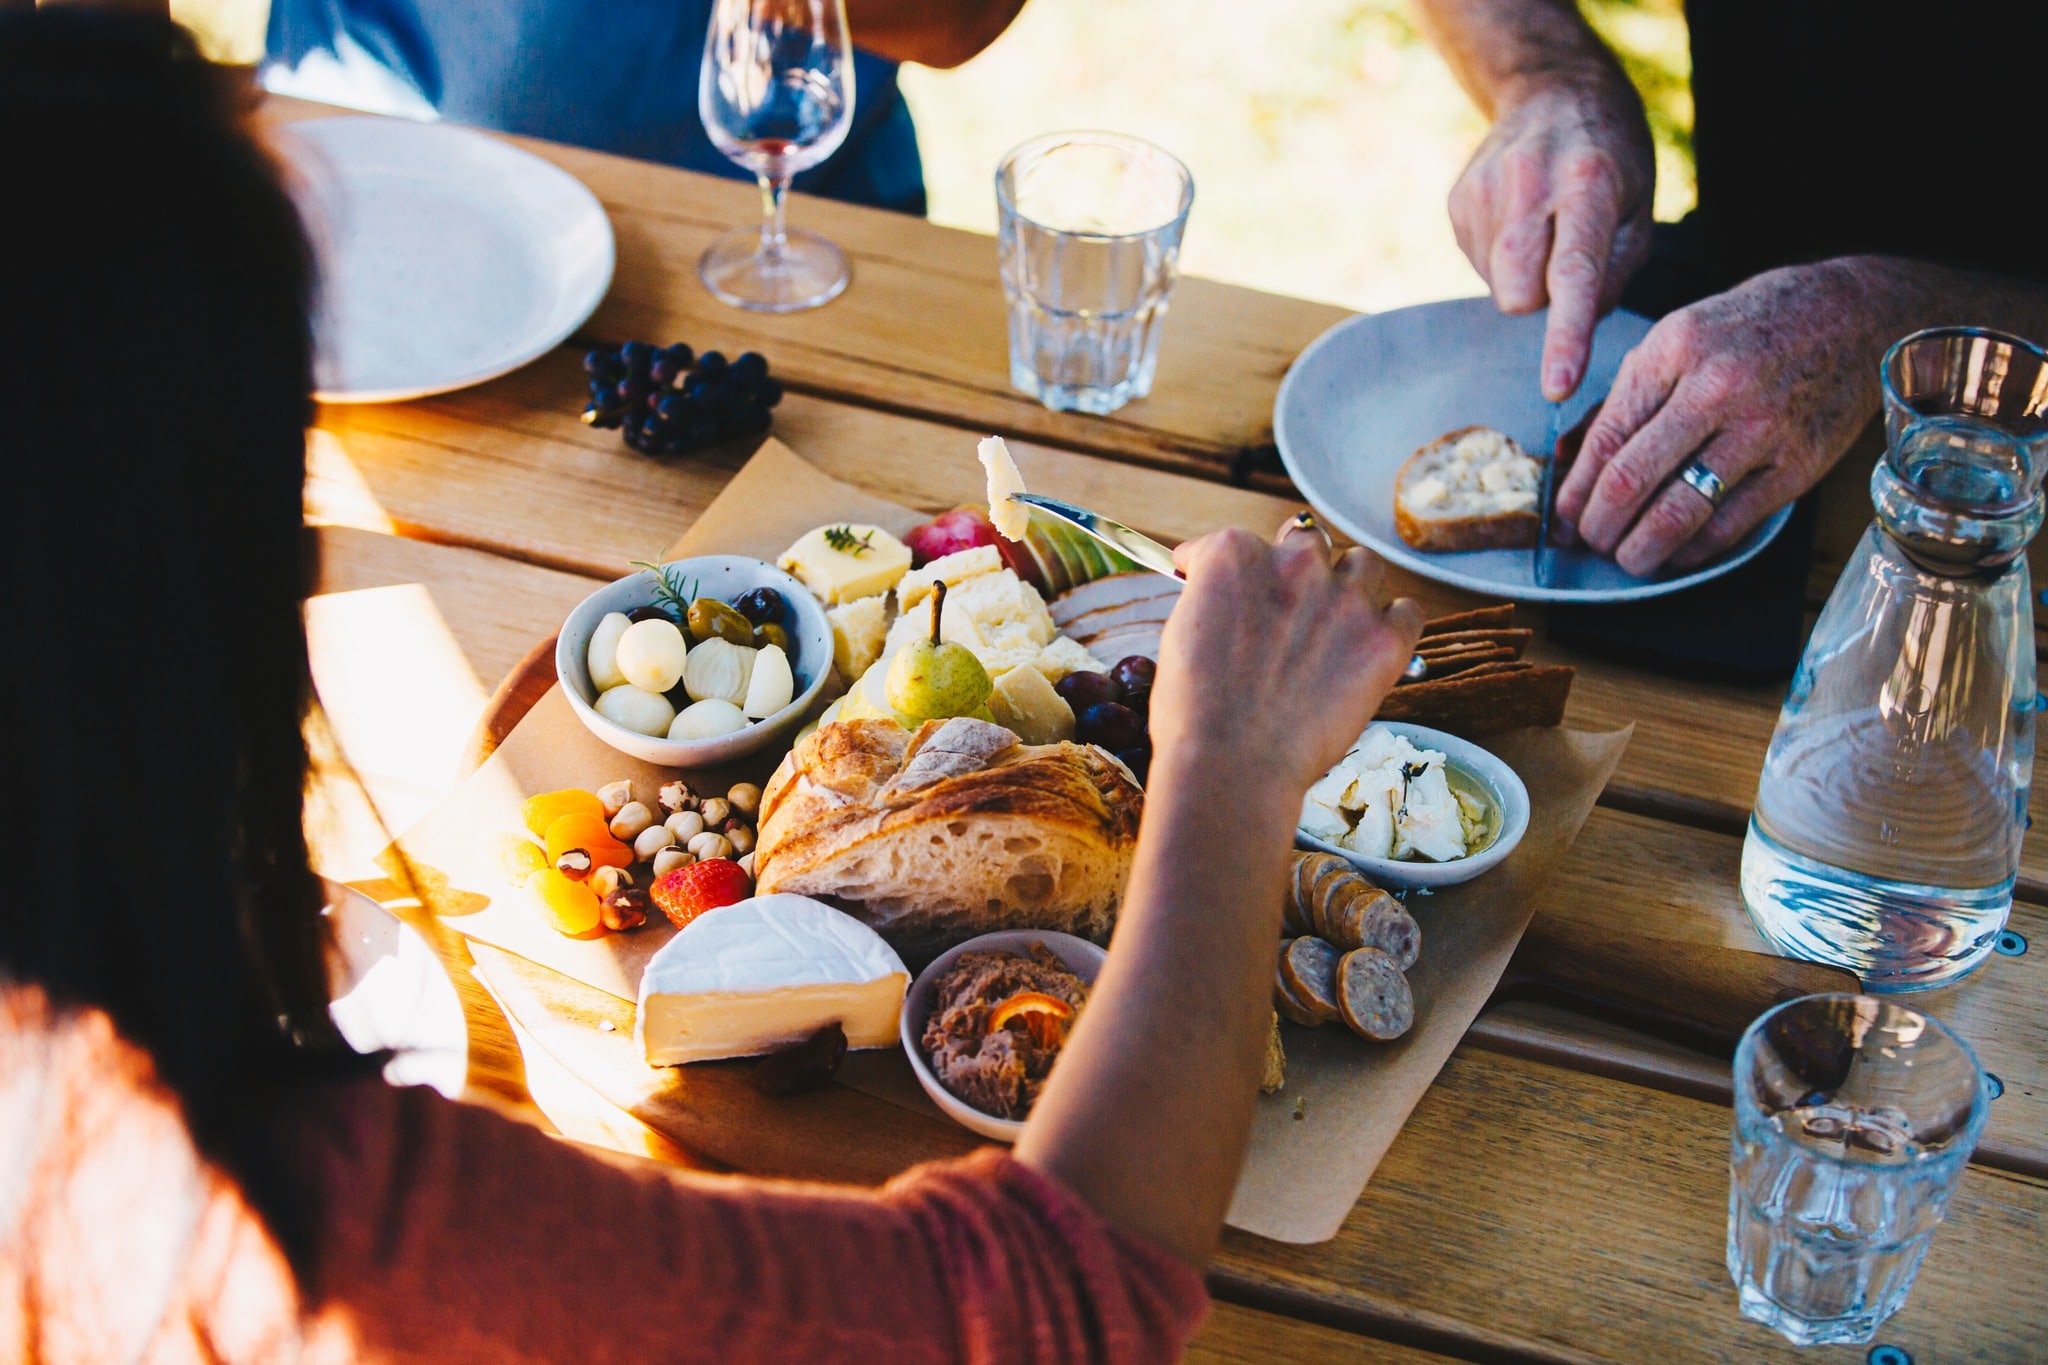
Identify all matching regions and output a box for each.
[387,439,1630,1245]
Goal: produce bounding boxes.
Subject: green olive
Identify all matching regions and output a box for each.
[753,621,790,653]
[687,597,756,647]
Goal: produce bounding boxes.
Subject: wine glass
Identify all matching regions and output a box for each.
[698,0,856,312]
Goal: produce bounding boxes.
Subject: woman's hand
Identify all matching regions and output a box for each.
[1449,76,1656,402]
[1554,260,1886,575]
[1152,527,1425,802]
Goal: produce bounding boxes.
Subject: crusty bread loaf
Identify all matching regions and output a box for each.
[755,718,1142,958]
[1393,425,1542,552]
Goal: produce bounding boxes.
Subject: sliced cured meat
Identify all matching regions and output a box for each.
[1049,572,1180,627]
[1279,936,1344,1024]
[1059,594,1177,640]
[1272,943,1324,1028]
[1356,896,1420,970]
[1075,625,1163,663]
[1335,947,1414,1041]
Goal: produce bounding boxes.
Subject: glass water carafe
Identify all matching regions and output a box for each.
[1742,327,2048,991]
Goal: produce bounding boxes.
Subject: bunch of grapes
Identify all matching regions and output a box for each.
[582,341,783,455]
[1056,656,1157,784]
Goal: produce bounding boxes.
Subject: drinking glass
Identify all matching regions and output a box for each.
[698,0,854,312]
[1728,994,1988,1346]
[996,132,1193,415]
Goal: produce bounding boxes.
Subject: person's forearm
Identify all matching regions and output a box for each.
[1836,256,2048,374]
[844,0,1024,68]
[1013,742,1298,1267]
[1412,0,1623,117]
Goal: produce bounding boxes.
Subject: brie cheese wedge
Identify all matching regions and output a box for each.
[636,894,909,1066]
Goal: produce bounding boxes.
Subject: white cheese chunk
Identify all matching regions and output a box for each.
[636,894,909,1066]
[979,435,1030,542]
[898,545,1004,610]
[1299,725,1471,862]
[826,595,888,683]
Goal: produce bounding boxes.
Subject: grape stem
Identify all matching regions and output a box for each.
[756,173,790,264]
[928,580,947,647]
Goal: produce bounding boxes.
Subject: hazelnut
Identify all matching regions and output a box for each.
[652,846,695,876]
[595,780,635,820]
[726,782,763,818]
[737,851,756,879]
[664,810,707,842]
[589,865,634,898]
[633,824,676,861]
[658,780,698,814]
[687,831,734,862]
[600,886,652,932]
[554,847,594,880]
[609,801,656,841]
[725,824,756,855]
[699,797,732,827]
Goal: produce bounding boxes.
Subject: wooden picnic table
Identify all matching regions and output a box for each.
[278,97,2046,1363]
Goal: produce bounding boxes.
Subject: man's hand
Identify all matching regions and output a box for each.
[1554,261,1884,574]
[1450,78,1655,401]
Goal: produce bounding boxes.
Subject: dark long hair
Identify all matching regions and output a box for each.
[0,10,371,1268]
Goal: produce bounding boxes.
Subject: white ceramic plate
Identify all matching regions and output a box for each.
[276,117,615,403]
[324,878,467,1096]
[901,930,1107,1143]
[1274,297,1793,602]
[1295,723,1529,890]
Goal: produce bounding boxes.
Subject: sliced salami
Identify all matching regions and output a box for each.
[1272,942,1325,1028]
[1279,936,1344,1025]
[1335,947,1414,1041]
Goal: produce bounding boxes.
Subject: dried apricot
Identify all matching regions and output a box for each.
[522,788,604,839]
[532,868,604,938]
[543,813,632,870]
[493,833,549,881]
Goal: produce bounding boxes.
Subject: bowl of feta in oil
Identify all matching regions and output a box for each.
[1296,722,1528,888]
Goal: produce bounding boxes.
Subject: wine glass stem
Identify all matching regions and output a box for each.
[757,173,791,263]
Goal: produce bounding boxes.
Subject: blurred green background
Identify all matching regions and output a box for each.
[177,0,1692,314]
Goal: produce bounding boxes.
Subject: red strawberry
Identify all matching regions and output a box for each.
[649,858,753,930]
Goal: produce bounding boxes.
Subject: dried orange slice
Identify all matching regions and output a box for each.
[987,991,1076,1048]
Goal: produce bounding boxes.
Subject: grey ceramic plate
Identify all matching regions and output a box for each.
[1273,297,1792,603]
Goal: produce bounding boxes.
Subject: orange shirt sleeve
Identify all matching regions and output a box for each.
[283,1079,1209,1365]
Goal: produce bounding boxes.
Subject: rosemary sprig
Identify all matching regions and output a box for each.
[630,559,700,621]
[823,524,876,556]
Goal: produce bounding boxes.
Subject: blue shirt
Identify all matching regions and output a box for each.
[264,0,926,214]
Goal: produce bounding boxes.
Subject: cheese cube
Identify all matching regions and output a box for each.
[1029,635,1105,682]
[988,664,1075,745]
[897,545,1004,611]
[779,525,911,606]
[636,894,909,1066]
[826,596,888,683]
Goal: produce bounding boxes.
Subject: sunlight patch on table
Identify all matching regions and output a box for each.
[305,582,491,870]
[305,427,397,534]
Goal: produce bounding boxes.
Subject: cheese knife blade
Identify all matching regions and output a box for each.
[1533,399,1564,588]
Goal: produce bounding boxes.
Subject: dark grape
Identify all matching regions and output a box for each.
[578,341,777,457]
[1114,746,1151,785]
[733,586,787,625]
[1055,670,1117,713]
[1077,701,1147,754]
[1109,656,1156,712]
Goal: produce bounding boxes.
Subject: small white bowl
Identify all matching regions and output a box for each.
[901,929,1108,1143]
[1296,721,1530,889]
[556,555,831,767]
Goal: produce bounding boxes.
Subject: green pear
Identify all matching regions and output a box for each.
[886,581,993,723]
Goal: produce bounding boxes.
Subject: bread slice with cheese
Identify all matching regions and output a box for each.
[1393,426,1543,552]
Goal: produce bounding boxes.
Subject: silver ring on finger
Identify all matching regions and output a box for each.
[1279,510,1334,550]
[1677,459,1730,511]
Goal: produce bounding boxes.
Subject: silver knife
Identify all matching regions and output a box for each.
[1010,493,1428,681]
[1534,399,1564,587]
